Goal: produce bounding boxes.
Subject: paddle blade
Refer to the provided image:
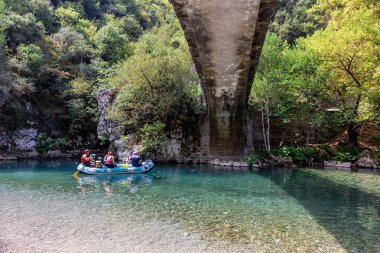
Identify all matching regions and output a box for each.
[73,171,79,177]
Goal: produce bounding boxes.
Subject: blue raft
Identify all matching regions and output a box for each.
[77,160,154,175]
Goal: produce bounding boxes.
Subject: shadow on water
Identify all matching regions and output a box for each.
[259,169,380,253]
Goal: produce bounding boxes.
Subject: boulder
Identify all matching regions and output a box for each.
[114,139,130,160]
[324,160,352,169]
[356,150,378,169]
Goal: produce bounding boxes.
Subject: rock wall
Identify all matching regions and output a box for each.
[169,0,277,158]
[96,88,121,142]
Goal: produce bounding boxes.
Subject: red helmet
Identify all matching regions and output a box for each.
[108,151,113,155]
[133,152,139,155]
[84,149,90,154]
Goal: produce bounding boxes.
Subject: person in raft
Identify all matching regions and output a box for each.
[104,151,116,168]
[81,149,91,166]
[130,151,142,167]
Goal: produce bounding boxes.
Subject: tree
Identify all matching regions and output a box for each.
[270,0,319,44]
[55,6,96,41]
[108,24,200,137]
[3,12,45,52]
[250,33,290,152]
[282,45,329,145]
[94,21,130,63]
[302,0,380,146]
[63,77,98,140]
[50,27,93,65]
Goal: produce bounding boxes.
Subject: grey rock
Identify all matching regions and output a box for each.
[0,129,11,149]
[324,161,352,168]
[356,150,378,169]
[0,154,17,160]
[96,88,121,142]
[13,128,37,151]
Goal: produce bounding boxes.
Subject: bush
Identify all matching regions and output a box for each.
[139,121,168,155]
[244,151,268,165]
[333,152,357,162]
[36,133,54,154]
[273,146,324,162]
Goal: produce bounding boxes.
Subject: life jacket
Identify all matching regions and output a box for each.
[81,154,88,164]
[105,155,114,165]
[131,155,141,167]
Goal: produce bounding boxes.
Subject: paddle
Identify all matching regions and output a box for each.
[73,171,79,177]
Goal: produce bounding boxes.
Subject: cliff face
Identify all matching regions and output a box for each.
[169,0,276,158]
[96,88,121,142]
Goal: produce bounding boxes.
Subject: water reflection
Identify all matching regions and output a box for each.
[261,169,380,253]
[76,174,153,195]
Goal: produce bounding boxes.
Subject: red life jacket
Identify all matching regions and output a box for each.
[81,154,88,164]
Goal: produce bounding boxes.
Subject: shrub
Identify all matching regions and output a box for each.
[273,146,323,162]
[333,152,357,162]
[36,133,54,154]
[244,151,268,165]
[139,121,168,155]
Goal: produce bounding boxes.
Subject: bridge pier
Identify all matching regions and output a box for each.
[169,0,276,158]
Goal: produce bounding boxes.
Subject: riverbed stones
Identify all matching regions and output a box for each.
[169,0,277,158]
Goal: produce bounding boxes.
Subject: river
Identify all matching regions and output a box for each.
[0,160,379,253]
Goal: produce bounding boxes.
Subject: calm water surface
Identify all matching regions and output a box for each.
[0,160,379,253]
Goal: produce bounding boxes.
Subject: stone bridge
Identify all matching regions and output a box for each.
[169,0,276,158]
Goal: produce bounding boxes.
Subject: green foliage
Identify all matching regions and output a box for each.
[50,27,93,64]
[36,133,54,154]
[3,12,45,52]
[0,0,5,45]
[139,121,168,154]
[55,6,96,40]
[244,151,268,165]
[270,0,319,44]
[0,0,161,151]
[273,146,325,162]
[17,44,44,70]
[94,21,130,63]
[63,77,98,139]
[333,152,358,162]
[0,0,378,156]
[98,135,108,146]
[297,0,380,146]
[110,23,201,131]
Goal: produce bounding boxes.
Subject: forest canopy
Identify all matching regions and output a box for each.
[0,0,379,154]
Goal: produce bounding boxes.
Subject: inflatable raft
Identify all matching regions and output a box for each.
[77,160,154,175]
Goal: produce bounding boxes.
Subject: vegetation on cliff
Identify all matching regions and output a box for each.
[250,0,380,162]
[0,0,379,160]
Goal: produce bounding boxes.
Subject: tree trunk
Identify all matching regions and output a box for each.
[347,123,358,147]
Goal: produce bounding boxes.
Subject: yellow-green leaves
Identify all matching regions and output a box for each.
[302,0,380,121]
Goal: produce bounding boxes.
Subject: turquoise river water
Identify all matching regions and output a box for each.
[0,160,379,253]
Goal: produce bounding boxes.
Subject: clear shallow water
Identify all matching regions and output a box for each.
[0,160,379,253]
